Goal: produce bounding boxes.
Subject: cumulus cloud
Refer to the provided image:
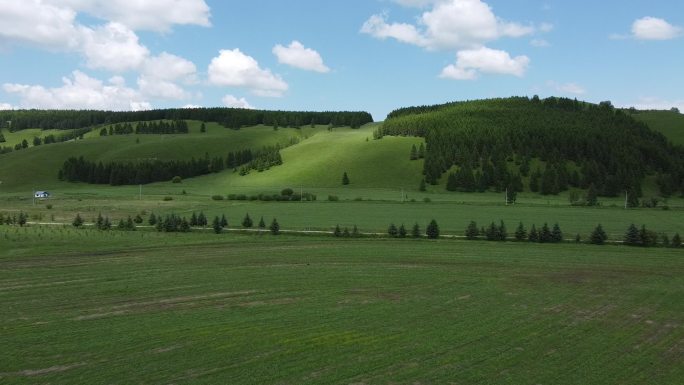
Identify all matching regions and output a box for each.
[208,49,288,97]
[80,22,150,72]
[222,95,254,109]
[530,38,550,47]
[44,0,211,32]
[137,52,198,99]
[3,71,150,111]
[440,47,529,80]
[273,41,330,73]
[631,17,681,40]
[0,0,81,50]
[362,0,534,50]
[0,102,13,110]
[546,81,586,95]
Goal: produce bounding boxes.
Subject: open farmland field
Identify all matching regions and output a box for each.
[1,228,683,384]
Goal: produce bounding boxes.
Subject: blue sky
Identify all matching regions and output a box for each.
[0,0,682,120]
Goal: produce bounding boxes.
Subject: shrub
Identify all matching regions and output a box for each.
[281,188,294,197]
[46,204,53,210]
[423,197,432,203]
[328,195,339,202]
[171,176,182,183]
[163,196,173,201]
[72,213,84,227]
[211,195,225,201]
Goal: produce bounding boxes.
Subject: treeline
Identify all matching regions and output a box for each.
[59,145,283,185]
[99,120,189,136]
[382,97,684,197]
[0,108,373,132]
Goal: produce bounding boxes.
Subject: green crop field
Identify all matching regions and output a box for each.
[1,228,682,384]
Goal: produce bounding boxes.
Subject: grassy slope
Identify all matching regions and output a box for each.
[0,128,75,147]
[0,122,323,192]
[631,110,684,145]
[1,229,682,384]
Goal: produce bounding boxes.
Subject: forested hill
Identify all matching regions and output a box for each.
[0,108,373,131]
[381,97,684,197]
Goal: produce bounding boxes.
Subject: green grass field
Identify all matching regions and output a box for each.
[631,110,684,145]
[1,228,682,384]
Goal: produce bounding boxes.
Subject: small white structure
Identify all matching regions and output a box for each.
[34,191,51,199]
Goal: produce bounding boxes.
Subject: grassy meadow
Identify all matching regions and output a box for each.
[1,227,683,384]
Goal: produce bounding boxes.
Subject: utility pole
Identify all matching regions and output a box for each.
[505,188,508,206]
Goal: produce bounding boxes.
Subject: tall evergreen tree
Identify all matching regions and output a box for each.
[551,223,563,243]
[590,224,608,245]
[514,222,527,241]
[388,223,398,238]
[419,178,426,192]
[498,220,507,241]
[270,218,280,235]
[426,220,439,239]
[258,216,266,229]
[485,222,499,241]
[410,144,418,160]
[197,212,207,227]
[242,213,253,228]
[73,213,84,227]
[412,223,421,238]
[624,224,640,246]
[672,233,682,248]
[342,172,350,185]
[398,224,407,238]
[220,214,228,228]
[212,216,222,234]
[528,224,539,242]
[465,221,479,240]
[334,224,342,237]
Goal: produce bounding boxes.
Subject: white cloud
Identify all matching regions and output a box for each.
[182,104,202,109]
[3,71,150,111]
[44,0,211,32]
[137,52,197,100]
[80,22,150,72]
[273,41,330,73]
[0,0,81,50]
[0,102,13,110]
[530,38,550,47]
[222,95,254,109]
[547,81,586,95]
[631,17,681,40]
[362,0,534,50]
[440,46,529,80]
[392,0,438,7]
[539,22,554,33]
[208,49,288,97]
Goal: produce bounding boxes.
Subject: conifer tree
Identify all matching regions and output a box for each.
[148,213,157,226]
[342,172,350,185]
[528,224,539,242]
[258,216,266,229]
[624,224,640,246]
[190,212,198,226]
[398,224,407,238]
[134,214,143,224]
[419,178,426,192]
[220,214,228,228]
[334,224,342,237]
[270,218,280,235]
[412,223,421,238]
[498,220,507,241]
[551,223,563,243]
[343,227,350,237]
[426,220,439,239]
[198,212,207,227]
[126,216,135,231]
[180,218,190,232]
[73,213,84,227]
[672,233,682,248]
[465,221,479,240]
[540,223,552,243]
[590,224,608,245]
[388,223,398,238]
[212,216,222,234]
[96,212,104,230]
[410,144,418,160]
[418,143,425,159]
[485,222,499,241]
[514,222,527,241]
[352,225,360,238]
[242,213,253,228]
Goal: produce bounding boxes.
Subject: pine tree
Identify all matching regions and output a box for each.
[18,212,27,227]
[575,234,581,243]
[426,220,439,239]
[342,227,350,237]
[342,172,350,185]
[148,213,157,226]
[96,212,104,230]
[418,143,425,159]
[590,224,608,245]
[242,213,253,228]
[334,224,342,237]
[180,218,191,233]
[388,223,398,238]
[485,222,499,241]
[73,213,84,227]
[412,223,421,238]
[220,214,228,228]
[398,224,407,238]
[514,222,527,241]
[540,223,552,243]
[102,217,111,230]
[419,178,426,192]
[352,225,360,238]
[134,214,143,224]
[190,212,198,226]
[498,220,507,241]
[198,212,207,227]
[258,216,266,229]
[465,221,479,240]
[551,223,563,243]
[270,218,280,235]
[672,233,682,248]
[410,144,418,160]
[200,122,206,133]
[624,224,640,246]
[212,216,222,234]
[126,216,135,231]
[528,224,539,242]
[586,184,599,206]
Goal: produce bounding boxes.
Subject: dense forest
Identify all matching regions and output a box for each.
[59,145,283,185]
[382,97,684,197]
[0,108,373,131]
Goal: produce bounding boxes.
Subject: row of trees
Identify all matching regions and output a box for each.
[0,108,373,132]
[382,97,683,196]
[99,120,189,136]
[465,221,563,243]
[0,212,28,226]
[58,145,283,185]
